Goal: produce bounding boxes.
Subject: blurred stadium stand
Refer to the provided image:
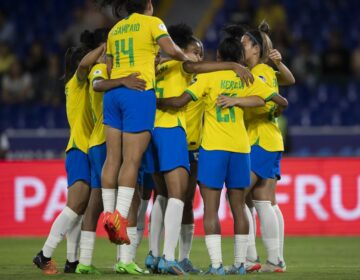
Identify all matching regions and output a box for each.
[0,0,359,159]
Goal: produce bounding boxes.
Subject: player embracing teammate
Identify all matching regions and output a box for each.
[33,0,294,275]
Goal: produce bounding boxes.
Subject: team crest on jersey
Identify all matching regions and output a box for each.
[94,70,102,76]
[258,75,266,82]
[159,23,167,31]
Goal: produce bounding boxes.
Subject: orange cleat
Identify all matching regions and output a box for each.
[103,210,130,245]
[33,251,60,275]
[42,260,60,275]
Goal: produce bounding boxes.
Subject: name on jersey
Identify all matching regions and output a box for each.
[220,80,244,90]
[112,23,141,35]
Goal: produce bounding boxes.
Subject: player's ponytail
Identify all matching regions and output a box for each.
[258,20,273,62]
[168,23,198,49]
[63,47,88,83]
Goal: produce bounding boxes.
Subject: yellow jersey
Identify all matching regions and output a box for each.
[65,74,94,154]
[185,97,205,151]
[107,13,169,90]
[245,63,284,152]
[155,60,193,129]
[185,71,275,153]
[88,63,108,148]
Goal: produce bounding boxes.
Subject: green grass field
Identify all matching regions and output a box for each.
[0,237,359,280]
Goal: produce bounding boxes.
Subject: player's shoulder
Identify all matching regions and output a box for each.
[252,63,276,81]
[89,63,107,79]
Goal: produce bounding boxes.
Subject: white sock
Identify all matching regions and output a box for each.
[66,215,83,262]
[150,195,167,257]
[205,235,222,269]
[79,231,96,266]
[251,207,257,237]
[273,204,285,263]
[102,188,116,213]
[245,205,257,261]
[117,227,137,264]
[163,198,184,261]
[42,207,78,258]
[179,224,195,261]
[254,200,280,264]
[234,234,248,267]
[116,186,135,218]
[136,199,149,248]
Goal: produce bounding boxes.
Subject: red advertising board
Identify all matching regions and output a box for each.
[0,158,360,236]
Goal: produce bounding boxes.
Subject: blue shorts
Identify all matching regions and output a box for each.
[198,147,250,189]
[152,127,190,173]
[65,148,91,187]
[88,143,106,188]
[103,87,156,133]
[141,141,156,174]
[188,149,199,163]
[251,145,282,180]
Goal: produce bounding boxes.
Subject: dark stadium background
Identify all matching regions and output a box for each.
[0,0,359,159]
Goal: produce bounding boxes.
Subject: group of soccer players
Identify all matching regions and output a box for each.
[32,0,295,276]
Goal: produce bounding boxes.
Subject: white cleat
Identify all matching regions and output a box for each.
[260,261,285,273]
[245,258,261,272]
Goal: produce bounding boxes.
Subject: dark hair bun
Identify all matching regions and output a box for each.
[168,23,194,49]
[258,20,271,35]
[80,30,96,50]
[168,24,193,41]
[223,24,245,39]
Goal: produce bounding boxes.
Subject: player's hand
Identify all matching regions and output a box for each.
[217,95,238,108]
[269,49,282,66]
[233,64,254,87]
[122,73,146,91]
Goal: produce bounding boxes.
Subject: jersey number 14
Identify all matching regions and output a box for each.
[114,38,135,68]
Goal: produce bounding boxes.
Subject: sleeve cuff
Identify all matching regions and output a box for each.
[265,92,277,102]
[185,89,198,101]
[155,33,170,41]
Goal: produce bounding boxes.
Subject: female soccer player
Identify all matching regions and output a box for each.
[221,22,295,273]
[157,32,287,275]
[33,32,105,275]
[93,0,192,246]
[75,28,147,275]
[146,23,254,275]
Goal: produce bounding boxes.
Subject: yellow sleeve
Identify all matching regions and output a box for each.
[89,64,108,85]
[106,35,113,57]
[150,17,169,41]
[184,74,209,101]
[246,76,277,101]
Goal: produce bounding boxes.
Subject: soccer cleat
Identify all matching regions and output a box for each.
[245,257,262,272]
[158,256,186,275]
[33,251,59,275]
[178,258,202,274]
[103,211,130,245]
[145,251,160,273]
[225,263,247,275]
[64,260,79,273]
[75,263,101,275]
[202,264,225,275]
[114,261,148,275]
[260,260,285,273]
